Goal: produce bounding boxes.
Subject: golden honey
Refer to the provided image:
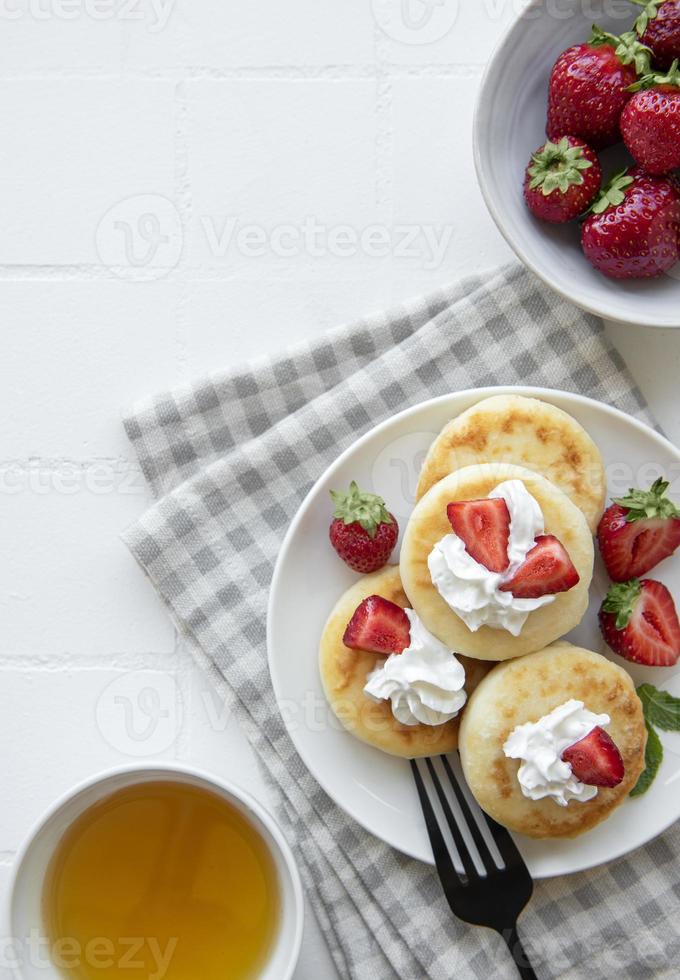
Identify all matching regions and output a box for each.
[42,781,280,980]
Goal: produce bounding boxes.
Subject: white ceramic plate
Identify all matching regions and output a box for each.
[267,387,680,878]
[474,0,680,329]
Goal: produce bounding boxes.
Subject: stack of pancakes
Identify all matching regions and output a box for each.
[319,395,646,838]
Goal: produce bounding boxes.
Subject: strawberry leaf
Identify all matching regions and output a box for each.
[630,720,663,797]
[631,0,664,36]
[588,170,634,215]
[614,477,680,521]
[528,138,593,196]
[602,579,642,630]
[628,58,680,91]
[638,683,680,731]
[589,23,653,74]
[330,481,393,538]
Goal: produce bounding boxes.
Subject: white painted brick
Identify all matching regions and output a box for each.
[0,282,181,458]
[0,14,124,73]
[390,75,514,290]
[185,80,385,272]
[0,665,181,853]
[178,279,398,375]
[124,0,376,70]
[377,0,520,66]
[0,479,175,656]
[0,80,176,265]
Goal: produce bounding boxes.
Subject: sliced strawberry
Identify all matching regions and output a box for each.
[599,578,680,667]
[597,479,680,582]
[446,498,510,573]
[342,595,410,656]
[561,726,625,787]
[499,535,580,599]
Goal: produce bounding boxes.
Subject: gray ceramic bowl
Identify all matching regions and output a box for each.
[474,0,680,328]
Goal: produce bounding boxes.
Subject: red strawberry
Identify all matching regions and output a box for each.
[581,169,680,279]
[342,595,410,655]
[499,535,580,599]
[635,0,680,70]
[599,578,680,666]
[446,497,510,573]
[524,136,602,223]
[621,61,680,173]
[547,26,652,149]
[329,481,398,573]
[561,726,625,787]
[597,478,680,581]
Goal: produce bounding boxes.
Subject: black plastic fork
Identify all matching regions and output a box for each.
[411,755,537,979]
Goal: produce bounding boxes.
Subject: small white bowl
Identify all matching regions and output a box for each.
[5,764,304,980]
[474,0,680,328]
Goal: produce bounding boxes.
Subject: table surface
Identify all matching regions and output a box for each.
[2,3,680,978]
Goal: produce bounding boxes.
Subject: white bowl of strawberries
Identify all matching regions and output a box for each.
[474,0,680,328]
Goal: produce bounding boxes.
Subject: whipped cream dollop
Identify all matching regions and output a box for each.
[364,609,467,726]
[427,479,556,636]
[503,700,611,807]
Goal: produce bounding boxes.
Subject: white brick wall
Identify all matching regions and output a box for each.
[2,3,680,978]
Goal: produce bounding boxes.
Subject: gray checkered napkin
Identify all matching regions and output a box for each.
[123,265,680,980]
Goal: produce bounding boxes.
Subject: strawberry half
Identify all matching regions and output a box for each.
[329,481,398,574]
[599,578,680,667]
[561,726,625,787]
[446,498,510,573]
[342,595,410,655]
[597,478,680,581]
[499,535,580,599]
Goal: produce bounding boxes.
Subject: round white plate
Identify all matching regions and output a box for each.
[267,387,680,878]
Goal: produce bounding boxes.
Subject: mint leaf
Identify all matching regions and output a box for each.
[630,721,663,797]
[638,683,680,731]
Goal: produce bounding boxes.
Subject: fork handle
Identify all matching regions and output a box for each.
[503,925,538,980]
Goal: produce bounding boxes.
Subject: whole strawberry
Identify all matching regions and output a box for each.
[621,60,680,173]
[547,26,653,148]
[634,0,680,69]
[329,481,398,573]
[581,169,680,278]
[524,137,602,223]
[599,578,680,666]
[597,478,680,581]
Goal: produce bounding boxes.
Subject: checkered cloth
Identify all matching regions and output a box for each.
[123,265,680,980]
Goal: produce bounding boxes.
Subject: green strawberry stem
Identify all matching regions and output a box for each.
[630,0,666,36]
[614,477,680,521]
[628,58,680,91]
[330,481,393,538]
[602,579,642,630]
[527,138,593,196]
[586,170,634,216]
[590,23,653,74]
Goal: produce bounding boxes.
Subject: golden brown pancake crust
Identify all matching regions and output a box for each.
[400,463,594,660]
[459,645,646,839]
[319,567,492,759]
[416,395,606,533]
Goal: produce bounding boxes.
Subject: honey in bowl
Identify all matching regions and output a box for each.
[42,781,281,980]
